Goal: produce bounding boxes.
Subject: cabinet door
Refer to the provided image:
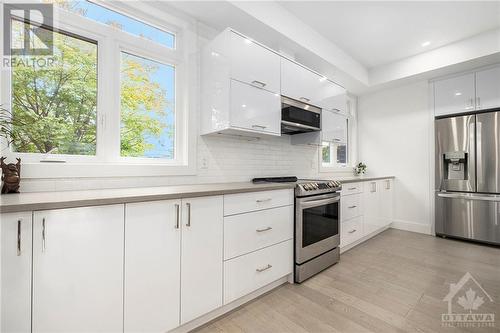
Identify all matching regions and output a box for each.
[434,73,475,116]
[180,196,223,324]
[124,200,181,333]
[1,212,32,333]
[229,80,281,135]
[378,179,394,228]
[281,59,322,105]
[32,205,124,333]
[362,181,380,235]
[229,31,280,93]
[476,66,500,110]
[322,110,347,143]
[316,85,347,114]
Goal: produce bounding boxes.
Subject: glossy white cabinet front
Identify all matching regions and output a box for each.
[476,66,500,110]
[434,73,475,116]
[124,200,181,333]
[181,196,223,324]
[230,80,281,135]
[229,31,280,93]
[1,212,32,333]
[322,110,348,143]
[32,205,124,333]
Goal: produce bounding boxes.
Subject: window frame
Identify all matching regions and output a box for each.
[0,1,197,178]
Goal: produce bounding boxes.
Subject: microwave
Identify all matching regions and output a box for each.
[281,96,321,135]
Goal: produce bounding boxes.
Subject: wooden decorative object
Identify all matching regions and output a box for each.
[1,157,21,194]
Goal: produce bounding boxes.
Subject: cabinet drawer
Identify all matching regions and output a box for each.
[341,182,362,196]
[224,189,293,216]
[229,80,281,135]
[341,194,361,221]
[224,206,293,260]
[224,240,293,304]
[341,216,364,247]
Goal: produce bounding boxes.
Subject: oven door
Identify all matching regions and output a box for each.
[295,193,340,264]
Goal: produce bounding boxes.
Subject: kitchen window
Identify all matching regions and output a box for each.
[1,1,194,176]
[321,114,350,169]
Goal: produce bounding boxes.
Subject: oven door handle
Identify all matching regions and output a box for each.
[299,197,340,209]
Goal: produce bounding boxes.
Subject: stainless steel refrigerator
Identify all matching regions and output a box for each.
[435,111,500,245]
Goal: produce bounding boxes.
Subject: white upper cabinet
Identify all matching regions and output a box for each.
[124,200,181,333]
[201,29,281,137]
[434,73,476,116]
[181,196,223,324]
[1,212,32,333]
[32,205,124,333]
[229,80,281,135]
[281,58,346,112]
[322,110,348,143]
[475,66,500,110]
[229,32,280,93]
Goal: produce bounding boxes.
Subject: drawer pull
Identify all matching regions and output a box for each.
[174,204,180,229]
[348,205,357,209]
[252,124,267,129]
[348,187,357,190]
[256,226,272,233]
[299,97,310,102]
[256,198,272,203]
[251,80,267,88]
[348,229,357,234]
[256,264,272,272]
[42,218,46,252]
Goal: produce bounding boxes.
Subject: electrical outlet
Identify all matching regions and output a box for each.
[201,157,209,169]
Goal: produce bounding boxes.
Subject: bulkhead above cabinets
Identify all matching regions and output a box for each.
[200,28,349,139]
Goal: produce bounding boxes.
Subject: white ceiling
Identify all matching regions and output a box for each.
[279,1,500,68]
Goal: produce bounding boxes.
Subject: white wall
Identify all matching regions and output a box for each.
[358,81,432,234]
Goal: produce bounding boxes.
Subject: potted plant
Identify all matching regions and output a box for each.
[354,162,367,176]
[0,105,23,193]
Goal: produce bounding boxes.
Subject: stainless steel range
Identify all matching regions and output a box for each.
[253,177,342,283]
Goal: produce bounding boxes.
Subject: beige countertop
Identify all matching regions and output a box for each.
[0,176,394,214]
[0,182,295,214]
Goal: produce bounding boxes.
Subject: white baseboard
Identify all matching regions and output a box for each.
[340,225,390,253]
[391,219,433,235]
[171,275,290,333]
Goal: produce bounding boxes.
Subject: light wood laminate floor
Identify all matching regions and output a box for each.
[196,229,500,333]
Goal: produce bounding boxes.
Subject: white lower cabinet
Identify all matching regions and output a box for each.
[180,196,223,324]
[124,199,181,333]
[1,212,32,333]
[32,205,125,333]
[224,239,293,304]
[341,178,394,249]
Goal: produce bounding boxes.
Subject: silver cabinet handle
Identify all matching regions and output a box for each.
[385,180,391,190]
[17,219,21,256]
[42,218,46,252]
[371,182,377,193]
[348,187,357,190]
[299,97,310,102]
[251,80,266,88]
[252,124,267,129]
[333,138,341,142]
[348,229,357,234]
[186,203,191,227]
[466,98,474,110]
[256,226,272,233]
[256,264,272,272]
[174,204,180,229]
[348,205,357,209]
[256,198,272,203]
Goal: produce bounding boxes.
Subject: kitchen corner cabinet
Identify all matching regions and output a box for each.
[32,205,125,333]
[201,28,281,137]
[434,65,500,117]
[1,212,32,333]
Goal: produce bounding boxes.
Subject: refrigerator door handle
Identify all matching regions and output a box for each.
[476,120,483,189]
[437,192,500,202]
